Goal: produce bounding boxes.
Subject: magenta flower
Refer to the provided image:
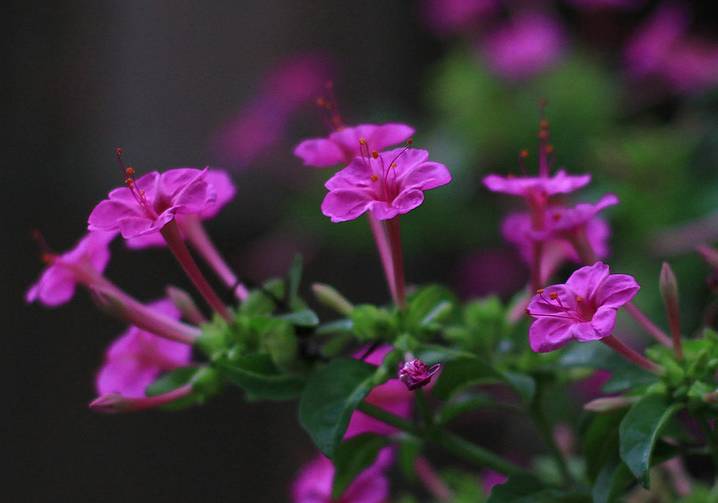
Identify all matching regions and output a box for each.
[294,123,415,168]
[321,148,451,222]
[526,262,640,352]
[625,2,718,94]
[537,194,619,240]
[26,231,116,307]
[291,453,389,503]
[212,53,331,167]
[502,211,610,277]
[399,359,441,390]
[480,13,566,80]
[482,470,509,494]
[88,168,216,240]
[422,0,498,35]
[126,169,236,249]
[96,299,192,398]
[483,170,591,199]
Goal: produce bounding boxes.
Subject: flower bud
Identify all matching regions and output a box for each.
[583,396,636,412]
[660,262,683,359]
[312,283,353,316]
[398,359,441,391]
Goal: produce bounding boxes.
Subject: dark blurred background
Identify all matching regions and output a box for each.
[7,1,718,501]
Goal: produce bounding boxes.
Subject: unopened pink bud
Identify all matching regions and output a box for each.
[89,393,131,413]
[398,359,441,391]
[660,261,683,359]
[584,396,636,412]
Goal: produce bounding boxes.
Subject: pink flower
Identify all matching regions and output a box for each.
[291,453,389,503]
[321,148,451,222]
[398,359,441,390]
[212,53,332,167]
[96,299,192,398]
[526,262,640,352]
[482,470,508,494]
[88,168,216,240]
[422,0,498,35]
[26,231,116,307]
[481,13,566,80]
[483,170,591,199]
[294,123,415,168]
[502,211,610,277]
[625,2,718,94]
[126,169,236,249]
[537,194,619,239]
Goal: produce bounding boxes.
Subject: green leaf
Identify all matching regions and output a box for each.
[405,285,455,330]
[398,436,422,480]
[487,474,588,503]
[299,358,377,458]
[279,309,319,327]
[581,410,625,482]
[592,460,633,503]
[351,305,397,342]
[619,394,681,487]
[436,393,496,425]
[433,356,500,400]
[500,371,535,404]
[216,354,304,401]
[332,433,390,499]
[287,254,303,306]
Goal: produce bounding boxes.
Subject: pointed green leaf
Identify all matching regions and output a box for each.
[287,254,303,305]
[432,356,500,400]
[619,394,681,487]
[279,309,319,327]
[216,354,304,401]
[299,358,376,458]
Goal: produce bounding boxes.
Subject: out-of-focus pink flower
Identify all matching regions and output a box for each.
[483,170,590,199]
[89,168,216,240]
[294,123,414,168]
[322,148,451,222]
[567,0,645,10]
[399,359,441,390]
[26,231,116,307]
[536,194,619,240]
[481,13,566,80]
[126,169,236,249]
[625,2,718,93]
[482,470,508,494]
[96,299,192,398]
[575,369,612,401]
[526,262,640,352]
[422,0,498,35]
[291,453,389,503]
[212,53,332,167]
[346,345,413,438]
[502,211,610,277]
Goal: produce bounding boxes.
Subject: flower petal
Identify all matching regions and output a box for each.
[293,138,346,167]
[570,321,603,342]
[392,188,425,215]
[529,316,574,352]
[88,200,141,231]
[368,123,415,151]
[594,274,640,309]
[400,160,452,191]
[565,262,610,300]
[591,306,618,337]
[321,189,373,222]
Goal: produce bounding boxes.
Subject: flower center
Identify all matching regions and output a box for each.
[359,139,412,204]
[115,148,159,220]
[528,289,596,323]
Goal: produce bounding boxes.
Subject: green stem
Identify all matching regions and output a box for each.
[357,402,526,476]
[416,389,432,428]
[530,387,573,487]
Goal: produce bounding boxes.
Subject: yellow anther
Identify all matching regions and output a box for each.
[370,174,378,182]
[549,292,558,300]
[371,151,379,159]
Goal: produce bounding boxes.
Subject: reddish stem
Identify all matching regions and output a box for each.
[415,457,453,502]
[90,384,193,413]
[385,216,406,309]
[367,212,397,304]
[531,241,543,293]
[161,220,232,321]
[624,303,672,348]
[601,335,663,374]
[182,216,248,301]
[570,229,598,265]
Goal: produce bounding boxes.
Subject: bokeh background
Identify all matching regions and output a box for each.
[7,0,718,501]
